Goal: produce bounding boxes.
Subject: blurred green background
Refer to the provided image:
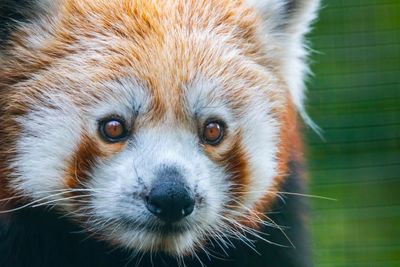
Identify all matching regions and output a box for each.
[306,1,400,266]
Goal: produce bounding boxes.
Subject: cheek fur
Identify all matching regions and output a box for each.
[249,99,302,225]
[64,134,103,188]
[64,133,127,188]
[204,131,250,203]
[0,120,21,205]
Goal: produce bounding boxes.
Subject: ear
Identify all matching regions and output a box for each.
[0,0,49,45]
[246,0,320,117]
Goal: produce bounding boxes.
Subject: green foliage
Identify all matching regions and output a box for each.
[306,1,400,266]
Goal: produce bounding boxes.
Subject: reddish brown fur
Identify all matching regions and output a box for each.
[65,133,130,188]
[204,131,251,202]
[65,135,102,188]
[0,91,26,209]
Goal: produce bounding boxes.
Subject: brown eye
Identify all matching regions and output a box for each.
[99,118,128,142]
[202,121,224,145]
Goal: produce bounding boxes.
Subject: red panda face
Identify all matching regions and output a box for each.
[0,0,318,256]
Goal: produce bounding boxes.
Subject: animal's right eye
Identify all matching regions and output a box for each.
[99,118,128,143]
[202,121,225,146]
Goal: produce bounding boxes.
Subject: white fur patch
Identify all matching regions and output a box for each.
[245,0,320,113]
[11,93,81,200]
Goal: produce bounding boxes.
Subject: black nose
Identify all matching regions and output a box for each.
[146,172,195,223]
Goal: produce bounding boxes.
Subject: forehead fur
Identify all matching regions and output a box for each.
[1,0,267,83]
[0,0,284,120]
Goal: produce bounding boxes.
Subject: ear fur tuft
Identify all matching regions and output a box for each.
[246,0,320,119]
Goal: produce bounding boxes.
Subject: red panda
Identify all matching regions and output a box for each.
[0,0,319,266]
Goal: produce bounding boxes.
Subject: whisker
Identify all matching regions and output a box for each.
[225,187,337,201]
[272,191,337,201]
[221,198,294,248]
[31,194,92,208]
[0,187,114,213]
[0,190,78,214]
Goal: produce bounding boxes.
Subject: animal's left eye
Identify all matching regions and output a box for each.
[99,118,128,142]
[202,121,224,145]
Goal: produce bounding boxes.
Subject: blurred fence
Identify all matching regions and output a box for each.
[306,1,400,266]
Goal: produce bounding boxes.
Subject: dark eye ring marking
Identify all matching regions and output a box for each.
[202,120,225,145]
[98,117,129,143]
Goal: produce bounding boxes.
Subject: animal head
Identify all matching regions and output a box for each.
[0,0,318,256]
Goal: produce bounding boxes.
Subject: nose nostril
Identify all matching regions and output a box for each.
[146,199,162,216]
[183,202,195,217]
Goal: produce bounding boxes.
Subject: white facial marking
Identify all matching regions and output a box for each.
[12,93,81,200]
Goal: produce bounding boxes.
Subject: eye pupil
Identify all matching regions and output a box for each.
[106,121,123,137]
[203,122,223,145]
[100,118,128,142]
